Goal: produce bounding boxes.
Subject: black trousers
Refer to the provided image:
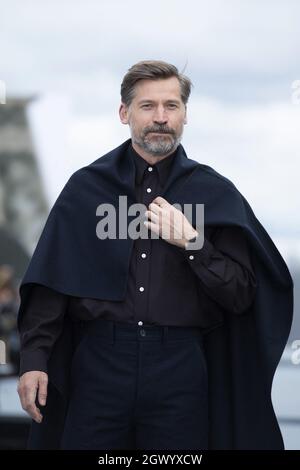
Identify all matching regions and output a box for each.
[61,317,208,450]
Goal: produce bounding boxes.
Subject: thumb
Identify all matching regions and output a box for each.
[38,374,48,407]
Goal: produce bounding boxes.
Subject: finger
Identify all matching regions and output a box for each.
[27,400,43,422]
[24,387,43,422]
[148,202,161,215]
[152,196,167,206]
[21,382,37,412]
[145,210,159,224]
[18,385,27,411]
[38,376,48,406]
[144,220,160,236]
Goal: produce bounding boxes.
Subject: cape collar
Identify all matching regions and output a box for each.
[95,138,200,205]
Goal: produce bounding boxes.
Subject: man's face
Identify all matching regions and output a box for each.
[119,77,187,157]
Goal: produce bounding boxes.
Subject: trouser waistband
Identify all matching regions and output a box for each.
[75,317,204,345]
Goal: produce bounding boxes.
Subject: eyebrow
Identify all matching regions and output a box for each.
[138,99,181,105]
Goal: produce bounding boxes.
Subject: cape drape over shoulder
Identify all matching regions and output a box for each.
[18,138,293,449]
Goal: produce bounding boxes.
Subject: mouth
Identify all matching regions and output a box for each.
[149,131,170,135]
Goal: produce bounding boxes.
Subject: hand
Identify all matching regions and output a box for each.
[17,371,48,423]
[144,196,198,249]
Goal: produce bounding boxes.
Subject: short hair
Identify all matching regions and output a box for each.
[120,60,193,107]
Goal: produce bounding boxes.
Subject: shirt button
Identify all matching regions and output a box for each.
[146,188,152,193]
[138,321,143,326]
[148,167,153,172]
[140,329,146,337]
[141,253,147,258]
[189,255,194,260]
[139,286,145,292]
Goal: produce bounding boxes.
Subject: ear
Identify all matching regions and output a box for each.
[119,103,129,124]
[184,107,187,125]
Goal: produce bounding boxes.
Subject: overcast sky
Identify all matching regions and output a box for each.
[1,0,300,247]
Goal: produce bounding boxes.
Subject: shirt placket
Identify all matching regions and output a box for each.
[134,163,159,327]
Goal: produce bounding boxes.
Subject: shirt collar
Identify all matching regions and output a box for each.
[128,142,177,187]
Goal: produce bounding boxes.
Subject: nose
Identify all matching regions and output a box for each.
[153,105,168,124]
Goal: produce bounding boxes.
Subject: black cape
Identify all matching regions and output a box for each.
[18,138,293,449]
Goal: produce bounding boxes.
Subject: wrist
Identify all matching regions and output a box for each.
[184,230,199,250]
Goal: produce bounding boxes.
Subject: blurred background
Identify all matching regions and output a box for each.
[0,0,299,449]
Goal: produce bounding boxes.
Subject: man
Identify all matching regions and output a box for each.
[17,60,293,450]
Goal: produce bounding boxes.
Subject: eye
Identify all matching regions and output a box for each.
[168,104,178,109]
[141,104,152,109]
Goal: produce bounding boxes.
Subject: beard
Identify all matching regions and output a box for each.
[131,124,183,157]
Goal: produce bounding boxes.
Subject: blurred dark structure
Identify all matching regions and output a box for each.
[0,263,20,373]
[0,97,49,256]
[0,97,50,449]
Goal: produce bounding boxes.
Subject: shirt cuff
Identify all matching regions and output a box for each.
[19,350,48,377]
[178,236,216,266]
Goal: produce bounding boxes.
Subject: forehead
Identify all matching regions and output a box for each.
[133,77,182,102]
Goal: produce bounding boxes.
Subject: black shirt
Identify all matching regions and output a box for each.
[18,143,257,376]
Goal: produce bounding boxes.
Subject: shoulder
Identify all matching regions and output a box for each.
[58,148,114,196]
[65,139,128,186]
[68,153,110,183]
[186,158,244,206]
[196,162,240,192]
